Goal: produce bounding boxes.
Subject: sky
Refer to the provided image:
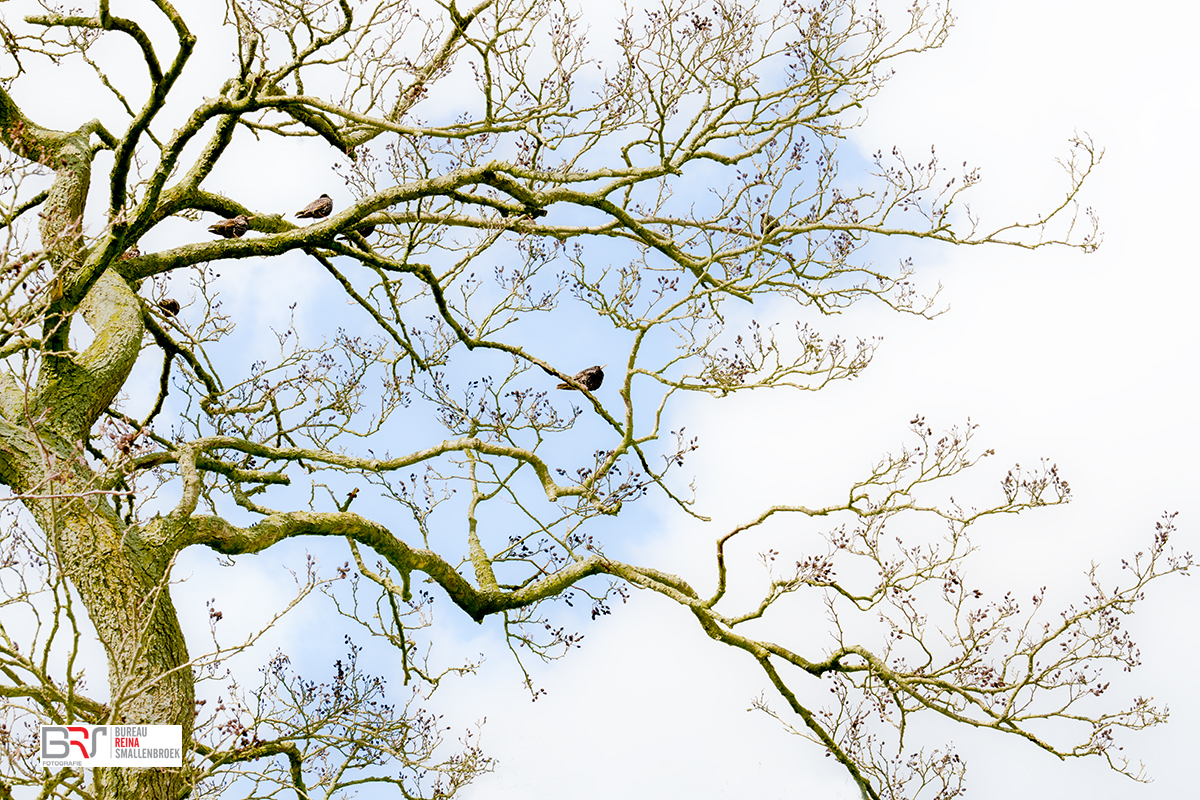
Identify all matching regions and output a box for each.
[438,2,1200,799]
[3,0,1198,798]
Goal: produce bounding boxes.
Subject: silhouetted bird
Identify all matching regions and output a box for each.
[296,193,334,219]
[761,212,781,238]
[157,298,181,316]
[338,223,375,244]
[557,365,605,391]
[208,214,252,238]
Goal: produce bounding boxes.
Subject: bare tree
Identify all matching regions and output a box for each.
[0,1,1186,799]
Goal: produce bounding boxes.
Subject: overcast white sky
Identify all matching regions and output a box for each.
[4,0,1197,798]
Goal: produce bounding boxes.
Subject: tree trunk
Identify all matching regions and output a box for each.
[26,489,194,800]
[0,90,194,800]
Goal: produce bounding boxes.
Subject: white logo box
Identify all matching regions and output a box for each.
[40,725,183,767]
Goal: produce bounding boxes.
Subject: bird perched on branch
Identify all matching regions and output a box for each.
[338,223,376,246]
[557,365,605,391]
[208,214,253,238]
[157,298,181,316]
[761,212,781,239]
[296,193,333,219]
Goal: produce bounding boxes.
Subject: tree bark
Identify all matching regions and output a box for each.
[0,87,192,800]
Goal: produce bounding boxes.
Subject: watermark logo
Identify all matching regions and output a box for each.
[40,725,182,768]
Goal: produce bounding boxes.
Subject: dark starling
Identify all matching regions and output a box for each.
[296,193,334,219]
[208,214,253,238]
[338,223,375,243]
[761,212,781,238]
[557,364,605,391]
[157,298,181,316]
